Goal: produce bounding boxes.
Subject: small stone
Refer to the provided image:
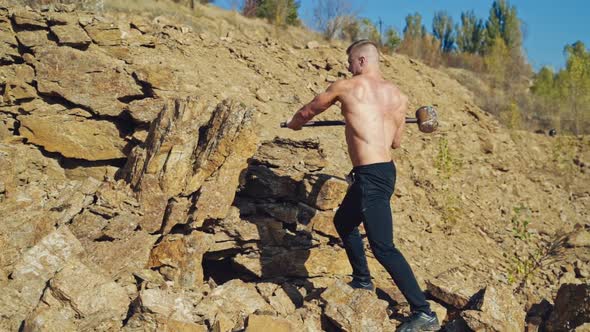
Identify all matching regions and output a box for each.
[255,88,271,102]
[566,230,590,247]
[306,41,319,49]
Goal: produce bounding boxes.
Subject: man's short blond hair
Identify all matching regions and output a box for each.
[346,39,379,55]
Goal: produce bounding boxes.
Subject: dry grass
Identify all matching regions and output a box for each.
[103,0,320,44]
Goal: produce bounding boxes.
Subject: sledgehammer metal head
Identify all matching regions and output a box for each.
[414,106,438,133]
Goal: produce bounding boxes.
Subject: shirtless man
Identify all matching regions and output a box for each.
[286,40,440,332]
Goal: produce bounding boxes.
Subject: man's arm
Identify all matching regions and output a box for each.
[286,81,343,130]
[391,95,408,149]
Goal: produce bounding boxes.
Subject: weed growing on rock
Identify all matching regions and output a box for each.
[434,136,462,179]
[507,204,568,290]
[439,189,461,234]
[435,137,452,178]
[511,204,531,241]
[433,136,464,233]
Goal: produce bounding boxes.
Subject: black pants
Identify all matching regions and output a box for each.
[333,161,431,314]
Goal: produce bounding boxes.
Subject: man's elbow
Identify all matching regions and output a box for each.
[298,106,316,122]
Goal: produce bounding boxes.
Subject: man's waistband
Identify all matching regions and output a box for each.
[351,160,394,173]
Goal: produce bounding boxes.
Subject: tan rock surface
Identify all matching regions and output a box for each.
[148,232,213,288]
[83,20,123,46]
[0,3,588,331]
[195,279,272,329]
[0,226,84,330]
[34,45,142,116]
[12,9,47,28]
[300,174,349,210]
[15,29,48,49]
[0,14,19,63]
[426,267,485,309]
[461,285,525,332]
[246,314,298,332]
[47,259,130,330]
[19,113,127,160]
[321,279,397,331]
[126,97,167,124]
[50,23,92,48]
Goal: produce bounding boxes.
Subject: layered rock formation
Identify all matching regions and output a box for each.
[0,2,588,331]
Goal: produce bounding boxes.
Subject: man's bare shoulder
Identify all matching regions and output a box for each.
[385,82,407,110]
[332,77,355,89]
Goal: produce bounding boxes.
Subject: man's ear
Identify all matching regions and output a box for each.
[359,56,366,66]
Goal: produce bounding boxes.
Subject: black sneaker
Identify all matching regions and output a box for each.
[396,311,441,332]
[348,279,375,291]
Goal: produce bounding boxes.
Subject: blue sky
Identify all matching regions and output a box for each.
[213,1,589,71]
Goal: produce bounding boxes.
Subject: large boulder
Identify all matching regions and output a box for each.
[123,98,258,228]
[83,230,159,280]
[0,226,84,331]
[233,245,350,278]
[0,13,20,63]
[241,138,327,200]
[36,259,129,331]
[50,23,92,49]
[19,113,128,160]
[320,279,397,332]
[122,288,205,331]
[460,285,526,332]
[34,45,143,116]
[299,174,348,210]
[83,19,123,46]
[194,279,272,330]
[11,9,47,28]
[426,267,485,309]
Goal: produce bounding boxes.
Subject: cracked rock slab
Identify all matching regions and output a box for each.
[50,23,92,48]
[321,279,397,332]
[19,113,127,160]
[34,45,143,116]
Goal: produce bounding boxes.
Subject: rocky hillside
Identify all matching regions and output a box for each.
[0,2,589,331]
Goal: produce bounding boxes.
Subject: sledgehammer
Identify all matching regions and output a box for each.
[280,106,439,133]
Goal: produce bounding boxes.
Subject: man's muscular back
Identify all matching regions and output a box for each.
[339,76,407,167]
[286,39,407,167]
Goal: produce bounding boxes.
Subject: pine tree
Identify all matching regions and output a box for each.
[384,27,401,52]
[560,41,590,134]
[432,11,455,53]
[403,13,426,39]
[456,10,485,54]
[531,67,556,98]
[484,37,510,88]
[485,0,522,52]
[255,0,300,26]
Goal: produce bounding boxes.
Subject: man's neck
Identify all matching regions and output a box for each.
[360,66,381,78]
